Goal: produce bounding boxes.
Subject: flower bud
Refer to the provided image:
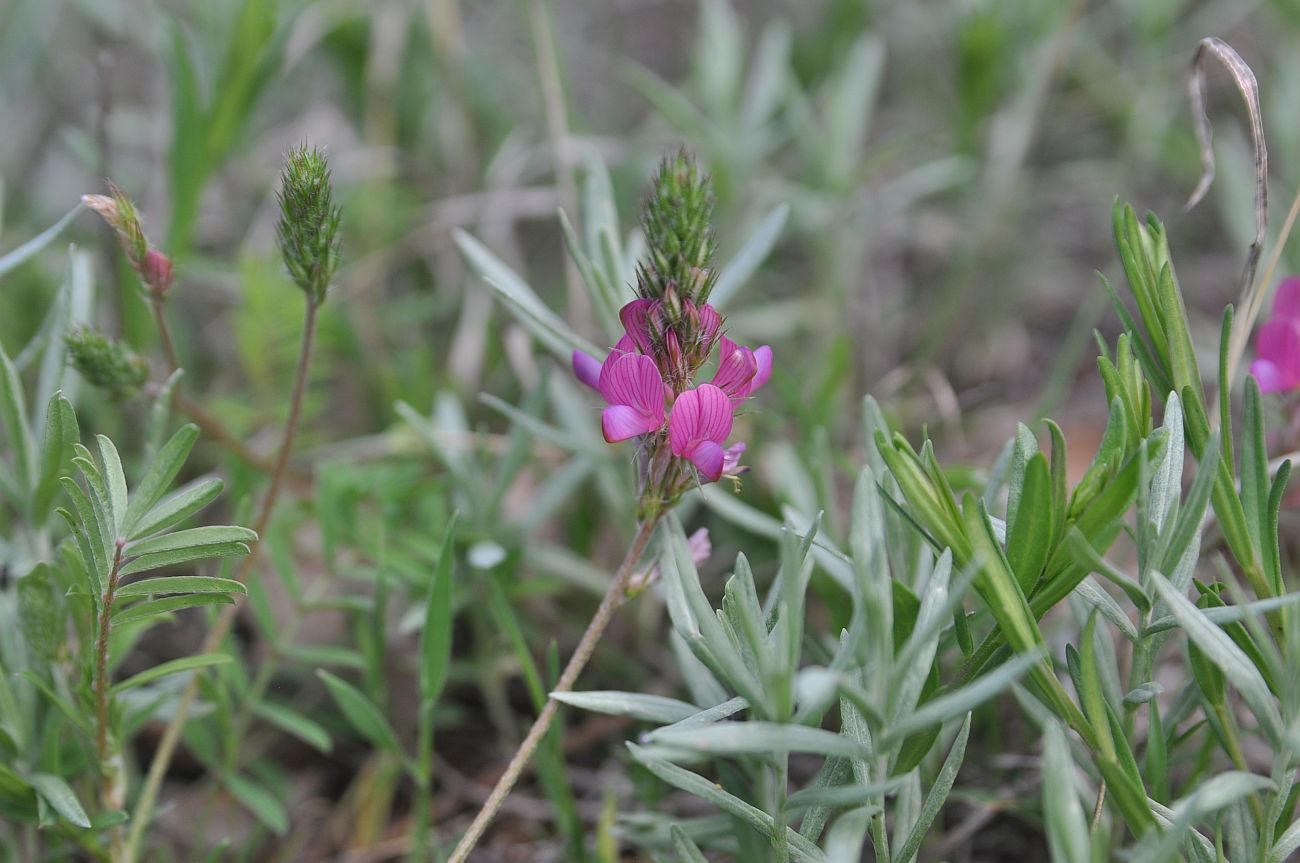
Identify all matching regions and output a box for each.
[276,145,342,305]
[65,327,149,400]
[83,182,148,270]
[141,248,174,298]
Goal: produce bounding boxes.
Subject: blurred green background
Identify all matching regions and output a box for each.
[3,0,1300,859]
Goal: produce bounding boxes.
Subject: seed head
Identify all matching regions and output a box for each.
[276,145,342,304]
[65,327,149,400]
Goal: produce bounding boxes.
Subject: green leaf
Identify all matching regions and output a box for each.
[551,691,700,725]
[111,654,232,695]
[124,525,258,558]
[0,339,35,496]
[33,393,78,521]
[29,774,90,829]
[1006,452,1053,595]
[17,672,91,735]
[95,434,127,537]
[114,575,247,598]
[420,516,456,705]
[123,424,199,534]
[670,825,711,863]
[111,593,234,626]
[316,670,402,755]
[252,702,332,754]
[130,477,224,540]
[223,773,288,836]
[119,542,252,577]
[892,713,971,863]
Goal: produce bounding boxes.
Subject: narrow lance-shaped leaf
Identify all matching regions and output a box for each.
[316,670,403,756]
[95,434,128,537]
[420,516,457,705]
[123,424,199,534]
[0,339,36,496]
[129,477,224,540]
[891,713,971,863]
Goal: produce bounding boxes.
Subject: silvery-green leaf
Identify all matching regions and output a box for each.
[29,773,90,829]
[891,714,971,863]
[881,651,1037,746]
[0,203,82,277]
[645,721,869,761]
[1041,722,1089,863]
[1149,571,1284,744]
[454,229,601,359]
[551,691,699,725]
[628,744,828,863]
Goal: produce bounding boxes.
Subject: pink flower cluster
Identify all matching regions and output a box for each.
[573,298,771,483]
[1251,277,1300,394]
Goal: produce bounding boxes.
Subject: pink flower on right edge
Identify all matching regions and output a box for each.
[1251,276,1300,393]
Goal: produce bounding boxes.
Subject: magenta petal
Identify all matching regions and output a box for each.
[749,346,773,392]
[669,384,734,457]
[1255,318,1300,389]
[689,441,726,482]
[1250,359,1287,394]
[572,351,602,390]
[722,442,746,474]
[597,353,666,423]
[698,303,723,344]
[613,333,636,355]
[619,299,656,355]
[711,338,758,402]
[602,405,655,442]
[1274,276,1300,320]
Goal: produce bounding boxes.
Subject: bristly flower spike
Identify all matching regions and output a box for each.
[276,144,342,305]
[637,149,718,309]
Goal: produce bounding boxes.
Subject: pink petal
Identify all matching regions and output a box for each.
[698,304,723,345]
[1274,277,1300,320]
[619,299,656,355]
[572,351,602,390]
[711,337,758,402]
[722,442,747,475]
[602,405,659,442]
[688,441,726,482]
[669,384,734,457]
[749,346,773,393]
[1250,359,1288,394]
[1255,317,1300,392]
[686,527,712,565]
[613,333,636,355]
[597,353,665,423]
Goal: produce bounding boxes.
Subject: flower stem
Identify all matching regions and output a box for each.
[95,539,126,861]
[148,295,279,474]
[445,516,661,863]
[124,299,321,862]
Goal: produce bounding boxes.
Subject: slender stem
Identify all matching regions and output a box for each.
[445,516,661,863]
[124,299,321,862]
[149,296,279,474]
[95,539,126,861]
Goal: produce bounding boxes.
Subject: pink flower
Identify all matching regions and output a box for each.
[668,384,733,481]
[597,353,666,442]
[711,337,773,405]
[1251,277,1300,394]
